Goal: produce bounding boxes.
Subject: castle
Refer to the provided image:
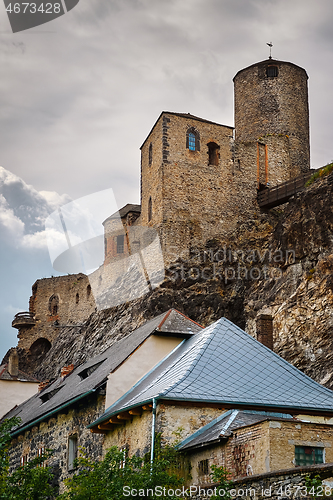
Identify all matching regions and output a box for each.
[6,57,333,494]
[10,56,311,365]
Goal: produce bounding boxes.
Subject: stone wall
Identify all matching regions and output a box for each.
[103,403,224,458]
[8,391,105,493]
[17,274,95,353]
[190,464,333,500]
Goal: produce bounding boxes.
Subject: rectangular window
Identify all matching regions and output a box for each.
[20,454,28,467]
[198,459,209,476]
[37,447,45,468]
[295,446,324,466]
[68,435,78,471]
[119,447,126,469]
[117,235,125,254]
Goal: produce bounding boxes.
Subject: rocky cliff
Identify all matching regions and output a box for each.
[5,172,333,387]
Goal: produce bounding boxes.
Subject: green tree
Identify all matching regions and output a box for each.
[210,465,233,500]
[60,444,184,500]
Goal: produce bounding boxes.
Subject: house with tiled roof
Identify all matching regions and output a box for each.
[4,310,201,489]
[0,349,39,418]
[89,317,333,480]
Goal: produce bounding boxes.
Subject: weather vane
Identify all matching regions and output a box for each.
[267,42,273,59]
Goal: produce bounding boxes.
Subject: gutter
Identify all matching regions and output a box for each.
[150,398,157,470]
[11,389,95,438]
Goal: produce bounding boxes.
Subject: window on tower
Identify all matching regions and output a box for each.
[207,142,220,165]
[186,127,200,152]
[148,142,153,167]
[266,65,278,77]
[148,197,152,222]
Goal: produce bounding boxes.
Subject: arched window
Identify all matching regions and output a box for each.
[148,142,153,167]
[186,127,200,152]
[148,197,152,222]
[48,295,59,316]
[207,142,220,166]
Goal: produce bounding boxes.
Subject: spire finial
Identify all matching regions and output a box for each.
[267,42,273,59]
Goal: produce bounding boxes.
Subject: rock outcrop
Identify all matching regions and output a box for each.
[4,173,333,388]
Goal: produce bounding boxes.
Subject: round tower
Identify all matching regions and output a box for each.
[233,59,310,174]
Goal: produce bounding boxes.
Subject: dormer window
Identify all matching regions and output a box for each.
[266,65,278,77]
[186,127,200,152]
[40,387,62,403]
[78,360,105,380]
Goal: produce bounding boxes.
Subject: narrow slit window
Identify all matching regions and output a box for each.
[117,235,125,254]
[68,435,78,471]
[148,143,153,167]
[148,197,152,222]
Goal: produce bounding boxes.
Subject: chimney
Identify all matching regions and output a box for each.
[256,314,274,350]
[8,349,19,377]
[38,380,49,392]
[61,364,74,378]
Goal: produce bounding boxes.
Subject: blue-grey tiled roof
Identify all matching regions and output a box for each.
[91,317,333,427]
[177,410,294,450]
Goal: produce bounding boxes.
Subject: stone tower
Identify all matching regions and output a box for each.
[140,112,234,262]
[233,59,310,178]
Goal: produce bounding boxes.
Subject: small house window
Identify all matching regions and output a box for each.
[198,459,209,476]
[75,293,79,304]
[68,435,78,471]
[207,142,220,166]
[37,447,45,468]
[148,197,152,222]
[186,127,200,152]
[117,235,124,254]
[295,446,324,466]
[148,143,153,167]
[266,65,278,77]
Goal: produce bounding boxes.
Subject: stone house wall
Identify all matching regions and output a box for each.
[103,403,225,458]
[8,391,105,493]
[186,420,333,485]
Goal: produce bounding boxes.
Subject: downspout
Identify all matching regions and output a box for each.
[150,398,157,471]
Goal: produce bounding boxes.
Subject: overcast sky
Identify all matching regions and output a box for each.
[0,0,332,360]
